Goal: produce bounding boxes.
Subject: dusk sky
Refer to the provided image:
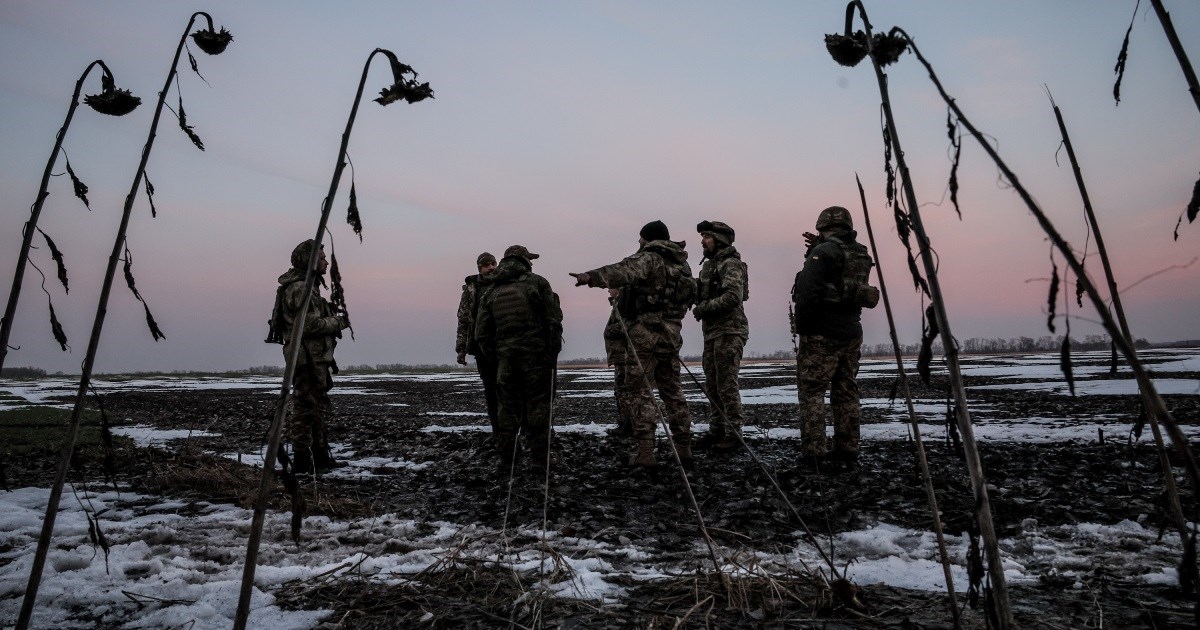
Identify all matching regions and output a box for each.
[1,1,1198,374]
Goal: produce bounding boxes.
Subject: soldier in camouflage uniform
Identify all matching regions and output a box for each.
[791,207,879,464]
[571,220,695,468]
[456,252,500,431]
[277,239,351,474]
[475,245,563,470]
[603,287,637,437]
[692,221,749,453]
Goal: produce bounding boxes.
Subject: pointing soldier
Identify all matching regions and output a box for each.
[693,220,749,453]
[791,206,879,465]
[571,220,696,467]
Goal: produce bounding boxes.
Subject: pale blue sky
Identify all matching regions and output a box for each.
[1,1,1198,373]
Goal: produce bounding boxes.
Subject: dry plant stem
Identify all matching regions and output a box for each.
[856,174,961,629]
[897,27,1200,495]
[233,48,395,630]
[606,288,728,594]
[15,15,219,630]
[0,59,113,372]
[1149,0,1200,115]
[844,3,1014,626]
[676,360,833,584]
[1050,99,1188,543]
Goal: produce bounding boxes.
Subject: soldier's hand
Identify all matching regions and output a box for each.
[456,352,467,366]
[569,272,591,287]
[337,316,350,330]
[803,231,819,249]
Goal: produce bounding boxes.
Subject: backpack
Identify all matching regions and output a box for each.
[265,283,289,344]
[825,236,880,309]
[629,250,696,318]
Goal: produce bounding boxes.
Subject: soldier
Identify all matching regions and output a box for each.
[791,206,879,465]
[570,220,696,467]
[475,245,563,470]
[274,239,351,474]
[456,251,500,431]
[603,287,636,437]
[692,220,749,453]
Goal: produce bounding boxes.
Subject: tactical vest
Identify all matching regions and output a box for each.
[702,257,749,303]
[632,250,696,319]
[489,274,547,340]
[824,236,880,309]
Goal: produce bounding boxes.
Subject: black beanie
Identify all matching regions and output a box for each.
[639,220,670,242]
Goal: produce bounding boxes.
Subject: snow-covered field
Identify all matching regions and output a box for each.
[1,348,1197,627]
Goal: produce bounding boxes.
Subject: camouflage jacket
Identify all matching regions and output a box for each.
[695,245,748,341]
[278,268,342,367]
[475,256,563,357]
[455,274,486,356]
[603,290,636,364]
[792,229,863,340]
[584,239,693,356]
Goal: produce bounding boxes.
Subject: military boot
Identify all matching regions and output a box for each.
[314,447,347,471]
[710,433,741,454]
[672,436,693,470]
[292,448,314,476]
[606,421,633,438]
[693,430,725,452]
[529,434,551,470]
[628,438,657,467]
[495,431,518,473]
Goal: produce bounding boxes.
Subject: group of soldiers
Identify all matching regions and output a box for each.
[274,206,878,475]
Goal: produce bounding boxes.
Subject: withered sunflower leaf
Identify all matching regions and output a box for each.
[177,97,205,151]
[144,174,157,218]
[1046,258,1059,333]
[39,229,69,293]
[65,160,90,209]
[142,301,166,341]
[47,298,69,351]
[1113,3,1137,106]
[346,182,363,242]
[1060,336,1075,396]
[186,48,209,85]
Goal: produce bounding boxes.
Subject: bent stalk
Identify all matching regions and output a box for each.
[0,60,134,372]
[857,174,961,629]
[1149,0,1200,115]
[894,26,1200,498]
[836,4,1014,625]
[233,48,431,630]
[16,13,226,630]
[1049,96,1189,543]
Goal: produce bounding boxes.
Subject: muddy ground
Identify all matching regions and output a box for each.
[5,358,1200,628]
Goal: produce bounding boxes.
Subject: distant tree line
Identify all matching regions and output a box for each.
[0,366,47,379]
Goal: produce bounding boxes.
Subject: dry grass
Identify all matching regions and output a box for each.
[142,450,370,519]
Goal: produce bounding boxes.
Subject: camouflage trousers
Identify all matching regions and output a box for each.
[474,353,500,432]
[626,350,691,444]
[289,363,333,455]
[796,334,862,457]
[702,335,745,435]
[495,350,555,448]
[612,361,637,431]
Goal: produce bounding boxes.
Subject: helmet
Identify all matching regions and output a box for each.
[815,206,853,231]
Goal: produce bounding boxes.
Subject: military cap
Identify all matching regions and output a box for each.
[697,220,735,246]
[291,239,323,269]
[504,244,540,261]
[816,206,853,231]
[476,251,497,267]
[639,220,670,242]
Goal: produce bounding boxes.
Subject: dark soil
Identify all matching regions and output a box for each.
[7,357,1199,628]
